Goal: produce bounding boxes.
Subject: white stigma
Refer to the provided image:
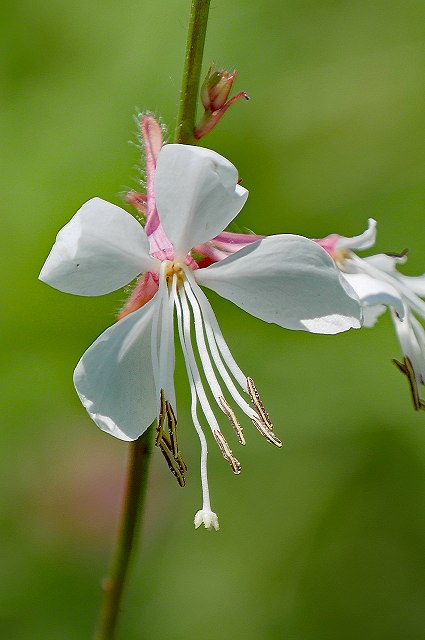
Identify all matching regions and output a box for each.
[194,509,220,531]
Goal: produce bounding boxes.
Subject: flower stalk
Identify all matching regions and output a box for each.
[94,429,152,640]
[174,0,211,143]
[93,1,212,637]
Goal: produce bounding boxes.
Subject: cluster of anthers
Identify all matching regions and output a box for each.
[153,259,281,529]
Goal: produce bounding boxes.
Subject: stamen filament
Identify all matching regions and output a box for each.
[183,279,225,400]
[187,274,257,422]
[158,264,176,406]
[183,279,246,442]
[184,269,247,389]
[172,276,214,512]
[179,285,221,434]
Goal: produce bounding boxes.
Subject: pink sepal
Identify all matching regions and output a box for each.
[313,234,340,257]
[117,271,159,320]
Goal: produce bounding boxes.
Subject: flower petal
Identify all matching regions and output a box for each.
[73,297,158,440]
[397,273,425,296]
[363,253,406,272]
[39,198,158,296]
[154,144,248,257]
[342,272,405,318]
[392,308,425,383]
[363,304,387,328]
[336,218,377,251]
[196,234,362,334]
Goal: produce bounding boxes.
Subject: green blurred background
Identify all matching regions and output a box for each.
[2,1,425,638]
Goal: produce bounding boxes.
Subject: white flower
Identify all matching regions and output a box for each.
[40,143,362,528]
[316,219,425,411]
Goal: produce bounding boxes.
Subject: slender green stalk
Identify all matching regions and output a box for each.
[94,428,153,640]
[174,0,211,143]
[93,2,212,638]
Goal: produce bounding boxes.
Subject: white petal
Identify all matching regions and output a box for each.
[410,316,425,382]
[363,253,406,272]
[336,218,377,251]
[154,144,248,257]
[342,272,405,318]
[196,234,362,334]
[397,273,425,296]
[363,304,387,328]
[392,308,425,384]
[73,297,158,440]
[39,198,158,296]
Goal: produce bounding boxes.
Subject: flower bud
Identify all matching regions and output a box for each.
[195,65,249,140]
[201,66,237,112]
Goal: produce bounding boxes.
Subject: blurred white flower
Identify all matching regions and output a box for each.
[316,219,425,411]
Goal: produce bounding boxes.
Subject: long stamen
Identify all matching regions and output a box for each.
[251,414,283,447]
[178,285,240,473]
[189,277,258,424]
[153,264,185,484]
[393,356,425,411]
[183,278,246,444]
[172,276,217,519]
[247,376,273,430]
[158,264,175,404]
[213,430,241,474]
[150,282,163,398]
[179,286,221,434]
[185,274,255,418]
[155,389,187,486]
[186,269,281,447]
[246,376,282,447]
[184,269,247,389]
[218,396,245,445]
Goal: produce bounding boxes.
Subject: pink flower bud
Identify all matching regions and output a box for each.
[196,66,249,140]
[201,66,237,112]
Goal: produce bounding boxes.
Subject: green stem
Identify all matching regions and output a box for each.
[174,0,211,143]
[94,2,211,638]
[94,428,153,640]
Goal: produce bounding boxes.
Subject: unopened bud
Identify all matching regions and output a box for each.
[195,65,249,140]
[201,66,237,112]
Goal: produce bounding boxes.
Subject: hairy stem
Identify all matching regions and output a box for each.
[174,0,211,143]
[94,428,153,640]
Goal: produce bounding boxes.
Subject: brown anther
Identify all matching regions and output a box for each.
[155,389,188,486]
[393,356,425,411]
[213,430,241,474]
[251,415,283,448]
[246,377,274,430]
[218,396,245,445]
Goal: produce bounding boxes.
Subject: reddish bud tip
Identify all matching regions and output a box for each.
[201,66,237,112]
[196,66,248,139]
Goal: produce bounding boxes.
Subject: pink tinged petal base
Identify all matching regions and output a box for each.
[39,198,158,296]
[154,144,248,258]
[73,297,158,441]
[335,218,377,251]
[117,271,159,320]
[196,234,362,334]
